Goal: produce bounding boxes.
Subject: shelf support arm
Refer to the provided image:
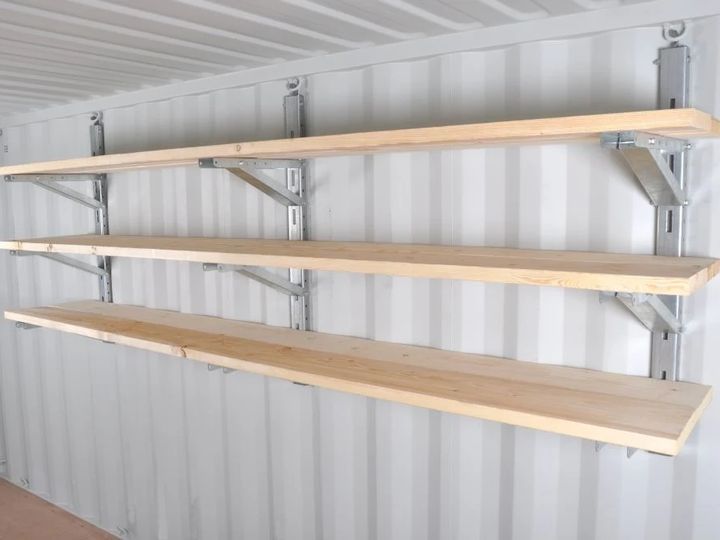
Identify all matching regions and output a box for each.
[599,44,690,382]
[30,179,104,210]
[3,112,113,303]
[198,158,304,207]
[202,263,306,297]
[600,292,682,334]
[10,250,109,277]
[601,131,689,207]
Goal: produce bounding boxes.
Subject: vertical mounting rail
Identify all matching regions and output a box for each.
[284,79,309,330]
[651,45,690,380]
[90,112,113,303]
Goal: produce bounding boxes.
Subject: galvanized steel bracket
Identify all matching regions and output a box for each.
[601,131,689,207]
[600,291,682,333]
[200,79,310,330]
[202,263,306,297]
[198,158,305,206]
[4,112,113,303]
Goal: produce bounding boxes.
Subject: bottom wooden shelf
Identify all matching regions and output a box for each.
[5,301,712,455]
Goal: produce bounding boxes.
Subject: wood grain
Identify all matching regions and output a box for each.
[0,108,717,175]
[1,234,718,295]
[5,301,712,455]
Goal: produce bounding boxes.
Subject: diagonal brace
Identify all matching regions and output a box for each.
[199,158,304,206]
[31,180,104,210]
[602,131,688,206]
[203,263,306,297]
[601,291,682,333]
[10,250,109,277]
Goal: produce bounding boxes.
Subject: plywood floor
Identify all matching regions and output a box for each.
[0,478,114,539]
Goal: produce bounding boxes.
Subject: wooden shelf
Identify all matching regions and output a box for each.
[1,234,718,295]
[5,301,711,455]
[1,108,717,176]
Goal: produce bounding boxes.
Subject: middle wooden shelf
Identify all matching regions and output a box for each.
[1,234,718,295]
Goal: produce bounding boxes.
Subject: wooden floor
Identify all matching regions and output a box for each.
[5,301,712,455]
[0,478,114,539]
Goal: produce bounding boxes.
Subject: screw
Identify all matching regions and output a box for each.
[685,143,693,150]
[647,137,656,145]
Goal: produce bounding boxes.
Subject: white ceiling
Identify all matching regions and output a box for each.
[0,0,664,116]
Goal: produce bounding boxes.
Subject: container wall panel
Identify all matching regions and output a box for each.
[0,18,719,540]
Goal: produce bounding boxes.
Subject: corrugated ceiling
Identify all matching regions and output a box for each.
[0,0,654,116]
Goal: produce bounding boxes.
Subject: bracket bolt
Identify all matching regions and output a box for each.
[684,143,693,150]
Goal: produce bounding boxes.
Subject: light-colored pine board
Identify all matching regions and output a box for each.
[1,234,718,295]
[0,108,718,175]
[0,478,115,540]
[5,301,712,455]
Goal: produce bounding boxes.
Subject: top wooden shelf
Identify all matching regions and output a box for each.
[1,108,718,176]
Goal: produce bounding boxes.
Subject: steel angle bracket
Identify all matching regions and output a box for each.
[600,291,682,333]
[601,131,689,207]
[199,158,305,207]
[4,174,105,183]
[15,322,39,330]
[4,112,113,302]
[10,250,109,277]
[202,79,310,330]
[203,263,306,297]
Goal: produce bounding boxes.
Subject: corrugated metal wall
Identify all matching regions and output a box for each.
[1,17,720,540]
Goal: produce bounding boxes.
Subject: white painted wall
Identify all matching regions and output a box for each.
[0,16,719,540]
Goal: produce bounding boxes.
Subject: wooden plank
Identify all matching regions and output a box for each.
[5,301,712,455]
[0,108,718,175]
[0,478,115,539]
[1,234,718,295]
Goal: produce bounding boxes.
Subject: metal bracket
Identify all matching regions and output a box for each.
[4,112,113,302]
[32,179,105,209]
[4,174,105,183]
[15,322,39,330]
[207,364,236,374]
[600,44,689,381]
[594,441,641,459]
[601,131,689,207]
[647,44,690,381]
[3,175,105,210]
[197,80,310,330]
[10,250,109,277]
[600,292,682,333]
[203,263,306,297]
[90,112,113,303]
[199,158,304,206]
